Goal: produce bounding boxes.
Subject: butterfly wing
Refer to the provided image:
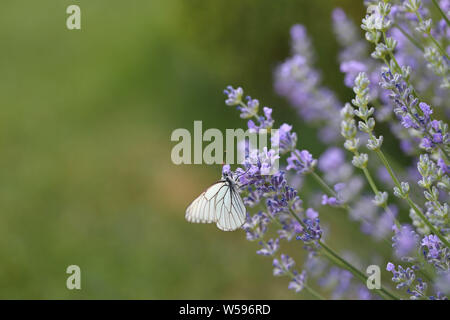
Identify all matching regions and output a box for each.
[215,184,246,231]
[185,181,246,231]
[185,181,228,224]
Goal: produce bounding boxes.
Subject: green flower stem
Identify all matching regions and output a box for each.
[438,147,450,164]
[303,284,326,300]
[431,0,450,27]
[406,197,450,247]
[291,151,348,210]
[375,148,450,248]
[426,186,443,213]
[361,166,401,229]
[429,36,450,60]
[382,32,402,73]
[378,40,449,163]
[380,31,420,98]
[416,253,435,283]
[379,41,450,162]
[354,113,400,228]
[414,10,450,60]
[318,243,398,300]
[320,245,398,300]
[310,171,338,198]
[309,170,349,210]
[381,14,450,160]
[393,23,424,52]
[308,168,395,247]
[258,176,396,297]
[362,167,379,194]
[266,208,374,300]
[287,209,400,300]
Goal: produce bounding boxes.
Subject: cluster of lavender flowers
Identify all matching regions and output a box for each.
[220,0,449,300]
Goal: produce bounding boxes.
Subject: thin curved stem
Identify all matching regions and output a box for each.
[376,149,450,248]
[311,171,337,198]
[307,168,395,248]
[318,242,399,300]
[394,23,424,52]
[432,0,450,27]
[382,32,402,71]
[361,166,401,229]
[414,9,450,60]
[303,284,326,300]
[287,209,400,300]
[309,170,350,210]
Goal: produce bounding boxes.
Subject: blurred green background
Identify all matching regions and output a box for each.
[0,0,367,298]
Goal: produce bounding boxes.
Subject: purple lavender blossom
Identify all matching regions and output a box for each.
[386,263,427,299]
[273,254,295,276]
[243,211,270,241]
[224,86,243,106]
[273,123,297,155]
[306,208,319,220]
[290,24,313,60]
[275,25,342,143]
[318,147,345,173]
[421,235,441,259]
[341,60,367,87]
[380,69,449,153]
[321,195,339,206]
[224,85,331,295]
[286,150,317,174]
[332,8,360,48]
[357,286,372,300]
[222,164,231,175]
[319,267,353,300]
[278,219,302,242]
[288,271,307,293]
[392,225,419,258]
[434,272,450,296]
[238,97,259,119]
[257,238,280,256]
[318,147,355,185]
[296,216,322,244]
[437,158,450,174]
[421,235,449,272]
[219,0,450,299]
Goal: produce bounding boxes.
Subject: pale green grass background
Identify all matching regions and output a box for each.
[0,0,369,298]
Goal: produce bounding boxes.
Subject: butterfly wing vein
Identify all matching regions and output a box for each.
[185,181,246,231]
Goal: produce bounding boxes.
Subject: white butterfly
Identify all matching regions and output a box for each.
[185,170,246,231]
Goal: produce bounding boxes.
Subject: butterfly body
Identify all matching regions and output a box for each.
[185,172,246,231]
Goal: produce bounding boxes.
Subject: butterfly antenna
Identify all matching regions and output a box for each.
[235,166,251,179]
